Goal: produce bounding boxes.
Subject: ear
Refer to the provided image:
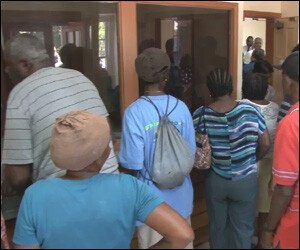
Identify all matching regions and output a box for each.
[18,60,34,76]
[283,75,292,87]
[290,78,299,92]
[282,74,293,97]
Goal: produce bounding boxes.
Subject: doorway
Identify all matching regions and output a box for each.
[137,4,230,113]
[243,11,298,105]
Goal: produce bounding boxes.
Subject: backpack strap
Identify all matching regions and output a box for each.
[140,95,179,119]
[138,167,153,183]
[167,97,179,117]
[140,96,161,120]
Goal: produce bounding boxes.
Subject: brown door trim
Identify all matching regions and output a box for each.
[244,11,281,19]
[118,1,239,114]
[118,2,139,117]
[244,11,281,81]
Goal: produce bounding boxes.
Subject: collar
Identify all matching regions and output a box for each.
[287,102,299,115]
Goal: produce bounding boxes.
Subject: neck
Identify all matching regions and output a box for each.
[251,99,270,105]
[288,83,299,105]
[215,95,232,102]
[60,170,99,180]
[144,84,165,96]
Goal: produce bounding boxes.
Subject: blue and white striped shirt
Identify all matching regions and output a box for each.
[193,102,266,180]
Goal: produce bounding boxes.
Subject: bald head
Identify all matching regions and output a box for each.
[253,37,263,49]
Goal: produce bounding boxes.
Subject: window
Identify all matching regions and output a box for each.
[18,31,45,45]
[99,21,107,69]
[1,1,121,133]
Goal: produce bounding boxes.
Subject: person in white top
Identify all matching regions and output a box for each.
[243,36,254,64]
[2,34,119,219]
[253,60,276,102]
[241,72,279,248]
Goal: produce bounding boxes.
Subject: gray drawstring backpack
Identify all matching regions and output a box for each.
[140,95,195,189]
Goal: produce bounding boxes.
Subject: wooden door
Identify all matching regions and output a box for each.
[273,17,298,105]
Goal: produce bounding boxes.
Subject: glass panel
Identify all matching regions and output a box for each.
[1,1,121,133]
[137,4,230,112]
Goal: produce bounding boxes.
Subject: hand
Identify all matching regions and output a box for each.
[259,231,274,249]
[268,178,276,196]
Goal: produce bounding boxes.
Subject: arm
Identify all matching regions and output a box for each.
[2,164,32,196]
[13,243,40,249]
[118,165,138,176]
[259,184,294,248]
[145,203,194,249]
[256,129,270,160]
[118,108,145,175]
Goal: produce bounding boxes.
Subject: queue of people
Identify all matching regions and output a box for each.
[1,33,299,249]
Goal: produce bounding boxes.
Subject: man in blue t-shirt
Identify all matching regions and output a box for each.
[12,111,194,249]
[119,47,196,249]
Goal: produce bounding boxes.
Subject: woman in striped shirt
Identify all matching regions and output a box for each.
[193,68,270,249]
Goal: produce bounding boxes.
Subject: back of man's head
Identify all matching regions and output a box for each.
[4,34,50,66]
[252,49,265,61]
[282,51,299,83]
[59,43,77,66]
[291,44,299,53]
[165,39,174,54]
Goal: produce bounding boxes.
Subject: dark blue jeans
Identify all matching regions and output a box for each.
[204,170,258,249]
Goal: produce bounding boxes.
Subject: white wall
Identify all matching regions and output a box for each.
[281,1,299,43]
[281,1,299,18]
[244,1,282,12]
[243,18,266,51]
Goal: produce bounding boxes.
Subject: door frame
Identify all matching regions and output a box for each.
[243,11,281,65]
[118,1,238,116]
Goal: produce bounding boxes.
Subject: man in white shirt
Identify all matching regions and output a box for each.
[2,34,119,219]
[243,36,254,64]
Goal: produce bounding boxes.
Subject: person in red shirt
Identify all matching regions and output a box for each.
[260,51,299,249]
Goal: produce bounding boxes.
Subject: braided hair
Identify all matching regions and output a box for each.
[207,68,233,98]
[242,72,268,100]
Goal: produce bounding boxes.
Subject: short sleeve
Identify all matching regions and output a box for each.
[255,108,267,135]
[1,94,33,165]
[118,108,145,170]
[12,190,39,247]
[133,178,164,222]
[272,117,299,186]
[193,106,205,134]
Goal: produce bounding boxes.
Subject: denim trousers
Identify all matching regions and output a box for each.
[204,170,258,249]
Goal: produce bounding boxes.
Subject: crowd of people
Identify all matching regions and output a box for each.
[1,33,298,249]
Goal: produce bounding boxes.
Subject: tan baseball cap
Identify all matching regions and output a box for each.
[50,111,110,171]
[135,47,170,83]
